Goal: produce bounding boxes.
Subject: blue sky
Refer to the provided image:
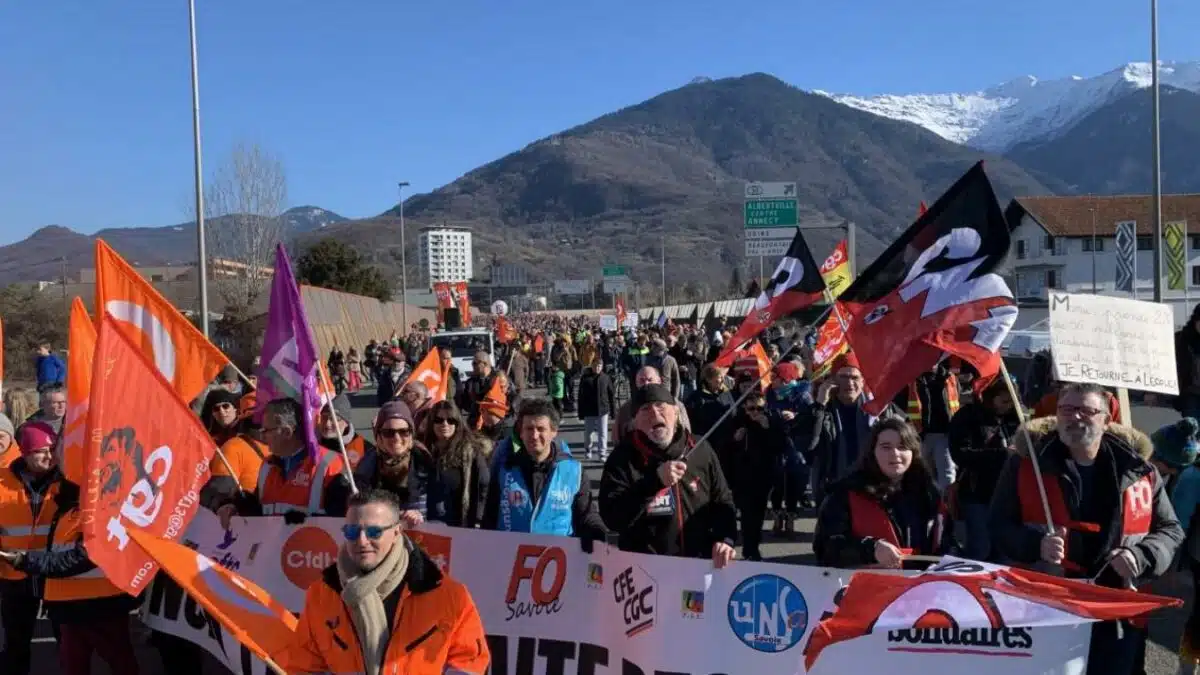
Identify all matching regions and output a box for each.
[2,0,1197,244]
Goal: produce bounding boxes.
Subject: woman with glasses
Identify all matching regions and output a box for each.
[726,391,790,561]
[340,401,434,529]
[421,401,492,528]
[813,417,955,569]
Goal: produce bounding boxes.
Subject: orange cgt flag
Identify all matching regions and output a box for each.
[94,239,229,402]
[61,298,96,485]
[83,314,217,596]
[496,316,517,344]
[129,529,297,668]
[750,341,773,389]
[403,348,449,403]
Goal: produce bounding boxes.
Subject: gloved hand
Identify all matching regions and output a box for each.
[579,536,595,554]
[284,511,308,526]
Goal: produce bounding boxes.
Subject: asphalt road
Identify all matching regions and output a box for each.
[21,388,1193,674]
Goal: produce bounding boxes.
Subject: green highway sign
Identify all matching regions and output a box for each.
[602,265,629,278]
[744,199,798,227]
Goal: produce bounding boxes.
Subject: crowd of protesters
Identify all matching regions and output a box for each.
[0,306,1198,675]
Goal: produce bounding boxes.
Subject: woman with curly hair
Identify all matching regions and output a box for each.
[421,400,492,528]
[813,417,957,569]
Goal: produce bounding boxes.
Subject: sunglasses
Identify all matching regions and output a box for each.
[341,522,398,541]
[378,427,413,439]
[433,417,458,426]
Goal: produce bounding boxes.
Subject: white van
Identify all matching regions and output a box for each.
[429,328,495,382]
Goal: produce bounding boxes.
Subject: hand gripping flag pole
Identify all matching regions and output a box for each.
[998,360,1056,535]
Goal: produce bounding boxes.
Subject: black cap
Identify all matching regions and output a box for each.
[633,383,674,410]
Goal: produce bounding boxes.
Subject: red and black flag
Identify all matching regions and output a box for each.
[835,162,1017,415]
[716,229,826,366]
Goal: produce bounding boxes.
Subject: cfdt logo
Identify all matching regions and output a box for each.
[280,527,338,589]
[727,574,809,653]
[586,563,604,589]
[681,590,705,619]
[504,544,566,622]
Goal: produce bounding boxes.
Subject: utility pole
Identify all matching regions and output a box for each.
[398,181,410,332]
[188,0,209,336]
[1151,0,1165,302]
[60,256,68,315]
[660,237,667,308]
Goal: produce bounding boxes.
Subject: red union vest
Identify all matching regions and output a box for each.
[1016,456,1155,575]
[847,490,947,566]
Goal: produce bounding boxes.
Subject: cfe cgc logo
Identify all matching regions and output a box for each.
[727,574,809,653]
[504,544,567,622]
[280,526,338,590]
[612,565,656,638]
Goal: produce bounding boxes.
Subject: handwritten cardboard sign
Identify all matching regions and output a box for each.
[1048,292,1178,395]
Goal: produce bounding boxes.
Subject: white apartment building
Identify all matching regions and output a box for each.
[1005,194,1200,327]
[417,226,473,287]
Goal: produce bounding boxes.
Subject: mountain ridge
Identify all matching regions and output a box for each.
[821,61,1200,151]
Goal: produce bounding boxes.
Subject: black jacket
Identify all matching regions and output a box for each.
[947,399,1018,505]
[989,417,1184,587]
[813,469,955,568]
[427,434,492,528]
[685,387,736,448]
[480,441,606,541]
[598,428,738,558]
[577,370,616,418]
[328,445,437,518]
[724,409,790,493]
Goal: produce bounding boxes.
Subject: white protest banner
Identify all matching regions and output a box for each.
[142,512,1092,674]
[1048,292,1178,395]
[599,315,618,331]
[623,311,639,329]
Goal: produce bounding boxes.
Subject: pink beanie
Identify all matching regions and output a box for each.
[18,422,57,454]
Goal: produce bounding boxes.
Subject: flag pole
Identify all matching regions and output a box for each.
[681,303,834,461]
[998,360,1056,533]
[318,367,360,495]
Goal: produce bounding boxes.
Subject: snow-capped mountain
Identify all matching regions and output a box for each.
[818,61,1200,152]
[283,205,348,233]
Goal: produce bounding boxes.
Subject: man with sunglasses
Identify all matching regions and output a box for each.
[280,488,489,675]
[990,381,1183,675]
[481,399,606,547]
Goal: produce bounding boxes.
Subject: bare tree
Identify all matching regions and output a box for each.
[203,142,288,312]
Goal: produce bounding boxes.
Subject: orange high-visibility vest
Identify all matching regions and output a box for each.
[906,375,962,432]
[43,507,125,602]
[0,466,59,581]
[256,448,345,516]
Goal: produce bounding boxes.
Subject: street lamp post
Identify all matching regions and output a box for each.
[188,0,209,336]
[1090,205,1098,294]
[1151,0,1165,302]
[398,181,409,333]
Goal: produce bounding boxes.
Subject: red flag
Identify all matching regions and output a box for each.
[496,316,518,344]
[615,297,627,327]
[715,230,825,366]
[803,562,1180,670]
[82,314,217,595]
[836,163,1017,414]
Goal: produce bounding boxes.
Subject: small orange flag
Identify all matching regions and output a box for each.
[496,317,517,344]
[751,342,773,389]
[94,239,229,403]
[403,349,449,403]
[129,529,297,668]
[61,298,96,485]
[83,314,217,595]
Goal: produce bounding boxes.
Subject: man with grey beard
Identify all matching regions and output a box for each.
[989,381,1183,675]
[598,383,738,567]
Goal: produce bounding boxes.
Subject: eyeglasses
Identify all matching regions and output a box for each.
[1057,405,1105,419]
[341,522,399,541]
[214,402,236,411]
[378,427,413,439]
[433,417,458,426]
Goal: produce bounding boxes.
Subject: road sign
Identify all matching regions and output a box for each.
[744,182,797,199]
[744,199,799,227]
[744,227,795,256]
[603,279,631,294]
[602,265,629,278]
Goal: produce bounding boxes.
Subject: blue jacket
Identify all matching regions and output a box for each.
[36,353,66,388]
[491,438,580,535]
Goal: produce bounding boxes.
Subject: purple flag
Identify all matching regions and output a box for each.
[255,244,322,458]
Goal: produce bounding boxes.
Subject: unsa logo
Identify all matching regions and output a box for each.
[727,574,809,653]
[280,526,338,589]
